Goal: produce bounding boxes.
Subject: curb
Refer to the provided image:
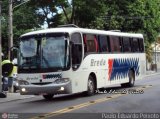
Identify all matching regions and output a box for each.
[0,93,34,103]
[145,72,160,77]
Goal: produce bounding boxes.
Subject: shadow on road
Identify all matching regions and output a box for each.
[23,84,144,104]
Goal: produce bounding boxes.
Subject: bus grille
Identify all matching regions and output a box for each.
[31,82,52,85]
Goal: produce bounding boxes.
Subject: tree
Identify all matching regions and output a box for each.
[1,0,9,56]
[59,0,107,28]
[13,3,40,42]
[104,0,160,41]
[145,41,153,63]
[29,0,66,28]
[1,0,41,56]
[103,0,160,62]
[1,0,160,61]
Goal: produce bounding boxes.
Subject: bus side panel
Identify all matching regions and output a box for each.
[73,54,108,93]
[70,53,146,94]
[69,70,89,94]
[107,53,146,85]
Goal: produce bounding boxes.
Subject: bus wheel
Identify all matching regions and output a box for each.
[121,70,135,87]
[128,70,135,87]
[43,94,54,100]
[86,75,95,96]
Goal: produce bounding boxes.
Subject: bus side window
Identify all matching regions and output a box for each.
[109,36,121,52]
[99,35,109,52]
[131,38,140,52]
[83,35,87,53]
[139,38,144,52]
[85,34,98,53]
[71,33,82,69]
[122,37,131,52]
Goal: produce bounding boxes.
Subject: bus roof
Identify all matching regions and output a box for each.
[21,27,144,38]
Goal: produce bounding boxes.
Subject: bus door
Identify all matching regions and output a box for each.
[71,33,83,70]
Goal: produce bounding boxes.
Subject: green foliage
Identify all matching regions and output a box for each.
[29,0,66,28]
[69,0,107,28]
[105,0,160,42]
[102,0,160,62]
[145,41,153,63]
[1,0,160,61]
[1,0,40,55]
[1,0,9,55]
[13,4,40,43]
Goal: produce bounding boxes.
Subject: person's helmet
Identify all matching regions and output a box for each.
[2,60,13,77]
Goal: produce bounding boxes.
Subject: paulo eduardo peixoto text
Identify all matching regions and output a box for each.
[96,89,144,94]
[102,113,160,119]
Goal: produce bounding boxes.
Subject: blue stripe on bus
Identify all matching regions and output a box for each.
[109,58,140,81]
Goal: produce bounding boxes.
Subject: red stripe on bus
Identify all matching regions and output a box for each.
[94,36,98,52]
[83,35,87,44]
[108,59,113,80]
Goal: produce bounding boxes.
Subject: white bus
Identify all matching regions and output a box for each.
[18,26,146,99]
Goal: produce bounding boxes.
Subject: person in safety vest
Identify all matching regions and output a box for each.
[0,53,7,98]
[2,59,14,92]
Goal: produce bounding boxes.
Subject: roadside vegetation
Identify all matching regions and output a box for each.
[1,0,160,62]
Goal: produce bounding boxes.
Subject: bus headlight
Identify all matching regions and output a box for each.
[19,80,29,85]
[54,78,70,84]
[21,88,26,92]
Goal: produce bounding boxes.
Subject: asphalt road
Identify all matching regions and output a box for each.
[0,74,160,119]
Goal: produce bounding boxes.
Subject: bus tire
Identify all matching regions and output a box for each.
[86,75,96,96]
[121,70,135,87]
[127,70,135,87]
[43,94,54,100]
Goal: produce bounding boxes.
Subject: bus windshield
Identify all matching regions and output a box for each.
[19,33,69,71]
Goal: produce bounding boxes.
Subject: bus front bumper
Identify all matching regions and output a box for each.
[19,82,72,95]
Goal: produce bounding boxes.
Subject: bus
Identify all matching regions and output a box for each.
[17,26,146,99]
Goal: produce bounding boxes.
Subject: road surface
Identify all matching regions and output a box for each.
[0,74,160,119]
